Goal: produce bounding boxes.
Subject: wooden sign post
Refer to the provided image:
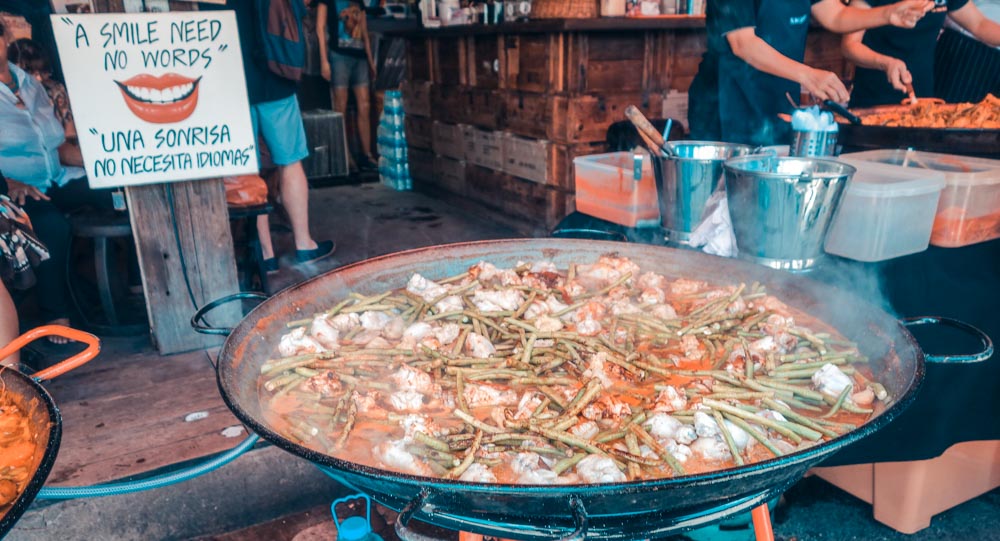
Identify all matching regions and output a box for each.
[52,11,259,353]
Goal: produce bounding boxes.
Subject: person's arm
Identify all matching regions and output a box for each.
[812,0,933,33]
[0,280,19,367]
[840,1,913,93]
[58,140,84,167]
[727,27,850,102]
[316,2,332,82]
[949,1,1000,47]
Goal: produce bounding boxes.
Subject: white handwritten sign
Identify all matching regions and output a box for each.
[50,12,258,189]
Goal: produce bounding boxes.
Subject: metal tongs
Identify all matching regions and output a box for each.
[903,83,918,106]
[624,105,675,158]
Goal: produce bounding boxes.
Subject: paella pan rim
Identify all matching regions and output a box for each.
[213,239,925,515]
[0,368,63,539]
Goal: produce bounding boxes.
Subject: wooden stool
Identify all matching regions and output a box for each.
[811,440,1000,534]
[228,203,273,292]
[68,210,147,336]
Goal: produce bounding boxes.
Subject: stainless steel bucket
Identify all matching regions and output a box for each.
[724,156,854,271]
[651,142,756,244]
[790,130,839,157]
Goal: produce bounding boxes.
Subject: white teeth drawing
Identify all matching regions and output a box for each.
[117,81,199,104]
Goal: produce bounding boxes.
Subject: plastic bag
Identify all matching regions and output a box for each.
[688,188,738,258]
[223,175,269,207]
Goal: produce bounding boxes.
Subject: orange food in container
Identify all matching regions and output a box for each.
[840,150,1000,248]
[574,152,660,228]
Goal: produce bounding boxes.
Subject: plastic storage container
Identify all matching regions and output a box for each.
[825,159,945,262]
[574,152,659,228]
[841,149,1000,248]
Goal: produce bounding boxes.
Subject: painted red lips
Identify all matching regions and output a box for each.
[115,73,202,124]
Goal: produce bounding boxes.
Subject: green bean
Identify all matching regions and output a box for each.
[713,410,744,466]
[722,413,784,457]
[701,399,802,444]
[628,424,685,475]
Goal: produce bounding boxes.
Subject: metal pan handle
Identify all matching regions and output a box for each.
[394,490,589,541]
[0,325,101,382]
[902,316,993,364]
[190,292,269,336]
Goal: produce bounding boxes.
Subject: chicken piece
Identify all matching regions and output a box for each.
[637,272,669,291]
[459,463,498,483]
[575,455,627,484]
[609,299,642,316]
[464,383,519,408]
[391,364,436,394]
[582,395,632,424]
[583,351,615,389]
[681,335,703,361]
[651,303,679,320]
[301,371,342,396]
[530,261,558,274]
[645,413,687,442]
[374,440,433,476]
[360,311,393,331]
[350,329,383,346]
[365,335,393,349]
[761,314,793,335]
[852,387,876,406]
[433,323,461,346]
[309,316,342,350]
[513,391,545,421]
[576,256,640,288]
[407,273,449,303]
[400,322,434,349]
[352,391,381,415]
[563,280,587,298]
[398,414,442,442]
[690,437,731,461]
[757,409,788,423]
[388,390,425,411]
[471,289,524,312]
[534,315,564,333]
[382,317,407,340]
[669,278,708,297]
[576,319,603,337]
[639,288,666,305]
[465,332,496,359]
[511,452,561,485]
[468,261,521,287]
[434,295,465,315]
[812,363,854,398]
[651,386,688,413]
[329,312,361,332]
[278,327,326,357]
[569,420,601,440]
[694,411,720,439]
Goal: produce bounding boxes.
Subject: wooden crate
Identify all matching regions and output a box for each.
[432,121,466,160]
[464,127,505,171]
[502,134,605,190]
[409,147,435,182]
[466,166,575,233]
[502,34,564,93]
[432,36,467,86]
[468,34,504,90]
[505,91,664,144]
[432,156,467,196]
[565,32,669,94]
[401,80,433,118]
[406,115,433,150]
[431,85,467,124]
[464,88,505,129]
[406,37,433,82]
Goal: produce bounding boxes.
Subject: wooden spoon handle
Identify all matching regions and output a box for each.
[625,105,665,150]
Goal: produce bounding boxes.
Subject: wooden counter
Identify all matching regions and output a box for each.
[399,19,849,234]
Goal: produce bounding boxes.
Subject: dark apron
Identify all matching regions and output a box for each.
[718,0,812,146]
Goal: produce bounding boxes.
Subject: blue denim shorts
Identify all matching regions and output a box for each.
[250,94,309,166]
[330,50,369,89]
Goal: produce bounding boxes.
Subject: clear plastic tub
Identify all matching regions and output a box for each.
[841,150,1000,247]
[825,159,945,262]
[574,152,659,228]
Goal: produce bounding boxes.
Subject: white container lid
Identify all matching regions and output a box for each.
[841,149,1000,187]
[837,158,946,197]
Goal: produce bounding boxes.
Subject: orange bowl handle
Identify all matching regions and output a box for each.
[0,325,101,381]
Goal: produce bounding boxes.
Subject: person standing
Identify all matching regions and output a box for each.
[202,0,335,270]
[316,0,376,171]
[688,0,933,146]
[843,0,1000,106]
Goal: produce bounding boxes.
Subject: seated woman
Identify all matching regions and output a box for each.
[7,38,77,139]
[0,23,114,342]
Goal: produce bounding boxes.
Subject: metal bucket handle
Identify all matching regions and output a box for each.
[902,316,993,364]
[394,490,589,541]
[331,493,373,539]
[0,325,101,381]
[190,292,269,336]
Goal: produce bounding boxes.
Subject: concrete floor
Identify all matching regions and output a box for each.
[10,183,1000,541]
